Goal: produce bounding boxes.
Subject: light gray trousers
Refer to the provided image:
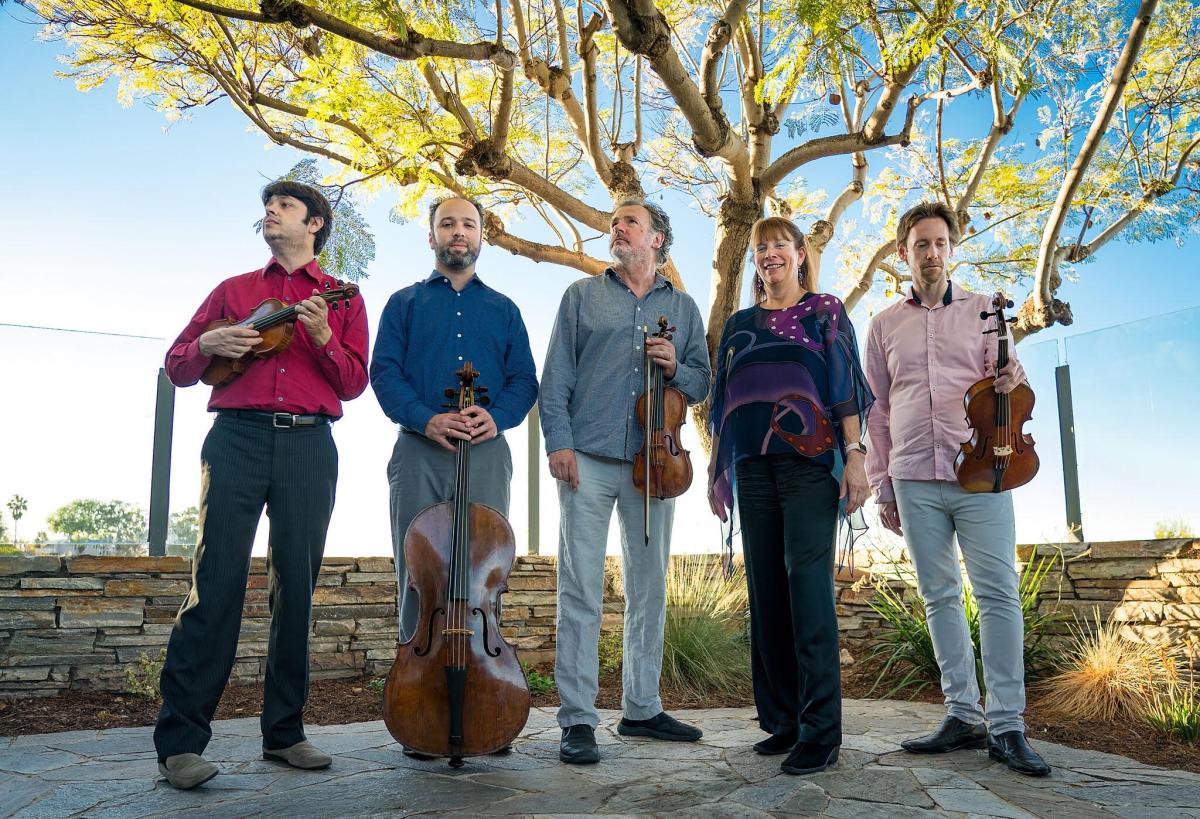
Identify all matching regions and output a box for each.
[387,430,512,642]
[555,452,673,728]
[893,479,1025,734]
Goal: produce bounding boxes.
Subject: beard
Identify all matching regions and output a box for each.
[610,239,649,268]
[436,242,479,270]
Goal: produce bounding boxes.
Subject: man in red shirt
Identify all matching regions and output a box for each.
[153,182,369,789]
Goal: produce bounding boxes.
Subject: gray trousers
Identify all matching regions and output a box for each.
[893,479,1025,734]
[555,452,673,728]
[387,430,512,642]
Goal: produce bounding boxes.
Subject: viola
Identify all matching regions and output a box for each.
[955,292,1040,493]
[633,315,693,544]
[382,363,529,767]
[200,283,360,386]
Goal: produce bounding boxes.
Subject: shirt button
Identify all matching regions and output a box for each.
[443,277,449,283]
[457,333,462,338]
[277,396,284,402]
[457,356,463,361]
[456,311,462,316]
[279,368,286,374]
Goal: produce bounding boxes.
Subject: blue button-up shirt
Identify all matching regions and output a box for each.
[371,271,538,434]
[540,269,711,462]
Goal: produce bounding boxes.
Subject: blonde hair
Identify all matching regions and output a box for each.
[749,217,815,302]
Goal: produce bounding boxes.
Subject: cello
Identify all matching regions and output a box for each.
[955,293,1040,493]
[633,316,693,544]
[382,363,529,767]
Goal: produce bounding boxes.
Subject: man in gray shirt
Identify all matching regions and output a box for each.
[540,198,712,764]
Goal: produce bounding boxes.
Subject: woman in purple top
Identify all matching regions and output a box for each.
[707,217,873,775]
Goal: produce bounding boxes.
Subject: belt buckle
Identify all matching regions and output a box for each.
[272,413,296,428]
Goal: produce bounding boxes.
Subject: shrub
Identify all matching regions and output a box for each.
[598,629,623,675]
[366,677,386,694]
[868,554,1065,698]
[1145,650,1200,744]
[659,555,752,699]
[1153,518,1195,539]
[1037,614,1163,722]
[125,649,166,700]
[522,661,556,696]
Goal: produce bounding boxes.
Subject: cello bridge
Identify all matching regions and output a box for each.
[442,628,474,637]
[992,445,1013,457]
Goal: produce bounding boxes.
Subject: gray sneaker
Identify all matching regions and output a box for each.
[158,753,218,789]
[263,740,333,770]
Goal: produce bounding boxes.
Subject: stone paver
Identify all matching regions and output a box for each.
[2,699,1199,817]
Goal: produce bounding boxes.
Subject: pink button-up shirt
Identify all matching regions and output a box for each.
[864,281,1025,503]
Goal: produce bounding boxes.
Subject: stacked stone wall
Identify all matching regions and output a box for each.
[2,539,1196,698]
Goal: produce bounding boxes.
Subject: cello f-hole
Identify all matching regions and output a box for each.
[473,607,502,658]
[413,607,444,657]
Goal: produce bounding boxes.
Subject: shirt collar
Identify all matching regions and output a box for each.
[604,266,674,291]
[263,256,324,283]
[908,280,958,308]
[425,270,487,291]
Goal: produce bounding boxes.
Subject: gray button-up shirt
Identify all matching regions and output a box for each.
[540,268,712,462]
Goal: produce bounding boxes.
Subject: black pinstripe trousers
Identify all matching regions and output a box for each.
[153,414,338,761]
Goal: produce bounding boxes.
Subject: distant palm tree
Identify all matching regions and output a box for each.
[7,495,27,546]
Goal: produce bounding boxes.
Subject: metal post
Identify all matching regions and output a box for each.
[148,368,175,557]
[1055,363,1084,542]
[527,405,540,555]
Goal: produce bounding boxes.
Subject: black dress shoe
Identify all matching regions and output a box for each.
[900,716,987,754]
[752,732,797,755]
[617,711,703,742]
[401,746,436,761]
[560,725,599,764]
[988,731,1051,777]
[780,742,839,775]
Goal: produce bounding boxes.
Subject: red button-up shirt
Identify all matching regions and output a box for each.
[864,281,1025,503]
[165,258,369,417]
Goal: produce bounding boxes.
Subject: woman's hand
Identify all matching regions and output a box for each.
[839,451,869,514]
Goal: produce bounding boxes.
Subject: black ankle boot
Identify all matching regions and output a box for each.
[752,732,797,755]
[780,742,839,775]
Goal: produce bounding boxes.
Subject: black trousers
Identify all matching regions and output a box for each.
[735,453,841,745]
[154,414,337,760]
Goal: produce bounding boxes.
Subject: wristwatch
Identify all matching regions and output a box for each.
[845,442,867,456]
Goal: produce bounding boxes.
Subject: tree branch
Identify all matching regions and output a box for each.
[484,211,607,275]
[1029,0,1159,333]
[761,94,919,193]
[843,239,897,313]
[699,1,749,112]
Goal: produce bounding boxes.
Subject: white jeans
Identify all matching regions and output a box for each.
[893,479,1025,734]
[554,452,673,728]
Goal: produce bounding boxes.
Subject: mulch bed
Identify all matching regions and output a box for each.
[2,663,1196,774]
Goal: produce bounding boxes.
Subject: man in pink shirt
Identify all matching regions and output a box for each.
[864,201,1049,777]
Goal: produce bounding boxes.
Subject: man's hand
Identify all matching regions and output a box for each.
[296,290,332,347]
[460,405,498,443]
[645,336,677,380]
[839,452,869,515]
[548,449,579,491]
[879,500,903,536]
[198,325,260,358]
[425,412,472,452]
[992,360,1021,394]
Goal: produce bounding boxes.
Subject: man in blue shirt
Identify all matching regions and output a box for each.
[540,199,712,764]
[370,196,538,725]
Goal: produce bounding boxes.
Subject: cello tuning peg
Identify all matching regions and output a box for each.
[444,388,457,398]
[330,301,339,310]
[475,386,488,394]
[343,300,351,309]
[980,311,993,320]
[982,328,999,335]
[1006,316,1018,323]
[477,396,491,407]
[1005,299,1014,309]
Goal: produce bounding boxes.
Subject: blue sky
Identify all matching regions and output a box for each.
[1,12,1197,553]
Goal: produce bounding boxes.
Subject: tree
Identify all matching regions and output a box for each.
[7,495,28,545]
[21,0,1196,357]
[168,506,201,555]
[47,498,149,544]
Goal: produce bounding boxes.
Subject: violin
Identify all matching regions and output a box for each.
[382,363,529,768]
[200,283,360,386]
[633,316,693,544]
[955,293,1040,493]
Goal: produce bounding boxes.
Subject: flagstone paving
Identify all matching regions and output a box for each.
[3,699,1200,817]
